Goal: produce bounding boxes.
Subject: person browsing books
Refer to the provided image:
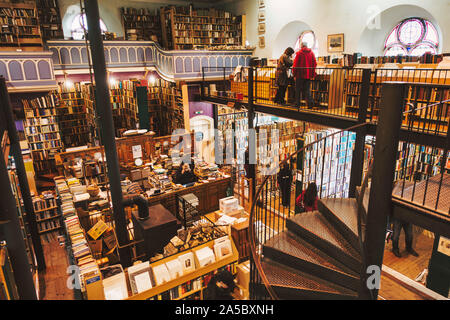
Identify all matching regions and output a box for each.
[274,47,295,105]
[293,42,317,109]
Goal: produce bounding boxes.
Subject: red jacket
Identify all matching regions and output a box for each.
[292,47,317,79]
[296,190,318,212]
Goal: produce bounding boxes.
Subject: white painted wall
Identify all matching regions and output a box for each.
[222,0,450,59]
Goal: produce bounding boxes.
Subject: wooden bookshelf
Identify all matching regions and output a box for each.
[0,1,43,51]
[22,95,63,175]
[160,5,244,50]
[55,83,96,148]
[110,80,139,137]
[36,0,64,41]
[121,7,161,42]
[32,191,61,243]
[126,239,239,300]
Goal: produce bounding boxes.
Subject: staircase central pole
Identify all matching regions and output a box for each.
[365,82,405,299]
[84,0,131,267]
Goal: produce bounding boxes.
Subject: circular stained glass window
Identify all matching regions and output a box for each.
[398,19,424,46]
[384,18,439,57]
[294,30,319,57]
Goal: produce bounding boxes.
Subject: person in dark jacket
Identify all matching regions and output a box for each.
[174,162,198,186]
[277,162,292,207]
[296,182,318,212]
[274,47,295,105]
[292,42,317,109]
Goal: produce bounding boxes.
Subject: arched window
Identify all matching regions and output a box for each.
[71,13,107,40]
[384,18,439,57]
[294,30,319,57]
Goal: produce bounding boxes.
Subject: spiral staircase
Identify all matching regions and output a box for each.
[254,198,365,299]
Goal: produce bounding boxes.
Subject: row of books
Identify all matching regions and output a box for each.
[55,177,99,292]
[37,218,61,233]
[26,132,60,143]
[32,193,56,212]
[303,129,356,198]
[29,140,62,150]
[319,53,445,66]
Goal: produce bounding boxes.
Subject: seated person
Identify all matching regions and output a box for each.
[174,162,198,186]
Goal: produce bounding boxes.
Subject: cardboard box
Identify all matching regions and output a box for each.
[214,206,246,220]
[219,196,239,214]
[236,260,250,290]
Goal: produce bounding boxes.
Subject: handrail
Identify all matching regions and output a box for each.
[249,89,449,299]
[249,121,370,300]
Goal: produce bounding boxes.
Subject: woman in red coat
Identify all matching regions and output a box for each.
[296,182,318,212]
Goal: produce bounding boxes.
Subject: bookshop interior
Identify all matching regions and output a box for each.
[0,0,449,301]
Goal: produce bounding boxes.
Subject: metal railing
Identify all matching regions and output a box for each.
[392,83,450,216]
[248,122,369,299]
[201,66,450,134]
[247,82,449,300]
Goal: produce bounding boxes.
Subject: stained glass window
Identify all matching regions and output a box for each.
[71,13,107,40]
[294,31,319,57]
[383,18,439,57]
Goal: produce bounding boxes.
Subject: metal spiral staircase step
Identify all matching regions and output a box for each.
[318,198,363,251]
[286,211,362,272]
[257,259,358,300]
[263,231,360,291]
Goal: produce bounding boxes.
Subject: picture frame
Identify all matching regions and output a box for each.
[258,10,265,21]
[213,238,232,260]
[258,22,266,33]
[258,36,265,48]
[327,33,344,52]
[127,261,154,295]
[177,252,196,274]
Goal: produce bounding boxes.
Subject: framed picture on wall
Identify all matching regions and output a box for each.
[258,23,266,33]
[327,33,344,52]
[258,10,265,21]
[258,36,265,48]
[258,0,265,8]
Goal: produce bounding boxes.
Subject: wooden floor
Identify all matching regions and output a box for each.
[378,274,428,300]
[383,227,434,281]
[39,241,74,300]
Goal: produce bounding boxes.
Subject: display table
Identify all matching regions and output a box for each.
[146,177,231,216]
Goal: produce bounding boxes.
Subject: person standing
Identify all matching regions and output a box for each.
[274,47,295,105]
[277,162,293,207]
[391,218,419,258]
[293,42,317,109]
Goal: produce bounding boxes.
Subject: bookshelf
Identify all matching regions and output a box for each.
[302,129,356,198]
[32,190,61,243]
[0,1,43,51]
[110,80,139,137]
[55,82,96,148]
[151,79,184,136]
[160,5,244,50]
[126,239,239,300]
[36,0,64,41]
[7,166,36,269]
[394,142,444,182]
[22,95,63,175]
[121,7,161,42]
